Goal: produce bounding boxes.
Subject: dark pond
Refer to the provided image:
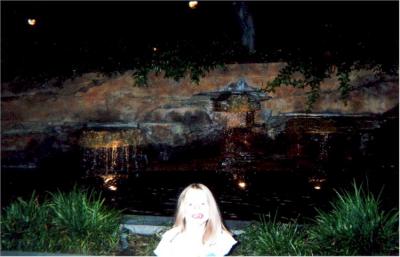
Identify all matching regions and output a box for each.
[1,115,398,222]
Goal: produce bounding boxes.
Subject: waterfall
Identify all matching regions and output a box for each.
[79,129,148,178]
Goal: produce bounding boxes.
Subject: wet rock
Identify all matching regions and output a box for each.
[1,63,398,174]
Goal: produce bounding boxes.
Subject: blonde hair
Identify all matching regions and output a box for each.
[173,183,231,244]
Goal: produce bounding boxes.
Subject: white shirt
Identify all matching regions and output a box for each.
[154,227,237,257]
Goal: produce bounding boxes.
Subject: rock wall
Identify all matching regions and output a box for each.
[1,63,398,171]
[2,63,398,127]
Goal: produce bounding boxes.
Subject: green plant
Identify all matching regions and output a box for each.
[1,192,53,251]
[232,215,312,256]
[337,69,351,102]
[309,182,399,255]
[48,186,122,254]
[1,187,122,255]
[132,40,229,87]
[125,233,160,256]
[264,59,335,112]
[263,59,395,112]
[119,224,169,256]
[133,66,151,87]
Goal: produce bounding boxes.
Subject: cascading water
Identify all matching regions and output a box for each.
[79,129,148,190]
[219,128,257,190]
[207,79,271,190]
[81,140,130,176]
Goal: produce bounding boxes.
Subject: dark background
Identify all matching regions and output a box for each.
[1,1,399,82]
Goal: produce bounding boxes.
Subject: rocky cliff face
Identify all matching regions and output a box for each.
[1,63,398,173]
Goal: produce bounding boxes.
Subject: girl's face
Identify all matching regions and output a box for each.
[183,189,210,226]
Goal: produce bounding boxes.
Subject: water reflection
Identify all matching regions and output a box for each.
[71,115,398,221]
[100,174,122,191]
[79,126,337,220]
[237,180,247,189]
[319,134,330,161]
[308,176,327,190]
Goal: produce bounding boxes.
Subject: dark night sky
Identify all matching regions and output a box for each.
[1,1,399,82]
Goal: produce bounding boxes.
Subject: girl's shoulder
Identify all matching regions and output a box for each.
[218,229,237,245]
[154,227,181,257]
[207,229,237,256]
[160,226,181,242]
[208,229,237,247]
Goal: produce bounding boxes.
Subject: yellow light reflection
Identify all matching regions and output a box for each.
[238,181,246,189]
[308,177,326,191]
[188,1,198,9]
[109,140,124,148]
[101,175,118,191]
[103,175,114,183]
[108,185,118,191]
[27,18,36,26]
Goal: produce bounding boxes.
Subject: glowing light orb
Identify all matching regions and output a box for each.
[153,47,158,52]
[108,185,118,191]
[27,18,36,26]
[103,175,115,183]
[314,185,321,190]
[188,1,198,9]
[238,181,246,189]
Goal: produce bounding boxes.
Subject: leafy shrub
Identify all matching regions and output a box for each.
[232,183,398,256]
[123,233,160,256]
[132,40,232,86]
[1,187,122,255]
[48,187,121,254]
[232,216,312,256]
[0,192,53,251]
[119,224,169,256]
[309,182,399,255]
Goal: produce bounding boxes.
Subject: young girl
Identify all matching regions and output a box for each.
[154,183,237,257]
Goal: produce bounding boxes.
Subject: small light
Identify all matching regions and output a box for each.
[108,185,117,191]
[238,181,246,189]
[104,177,113,183]
[27,18,36,26]
[308,177,326,191]
[188,1,198,9]
[153,47,158,52]
[102,175,115,183]
[110,140,122,148]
